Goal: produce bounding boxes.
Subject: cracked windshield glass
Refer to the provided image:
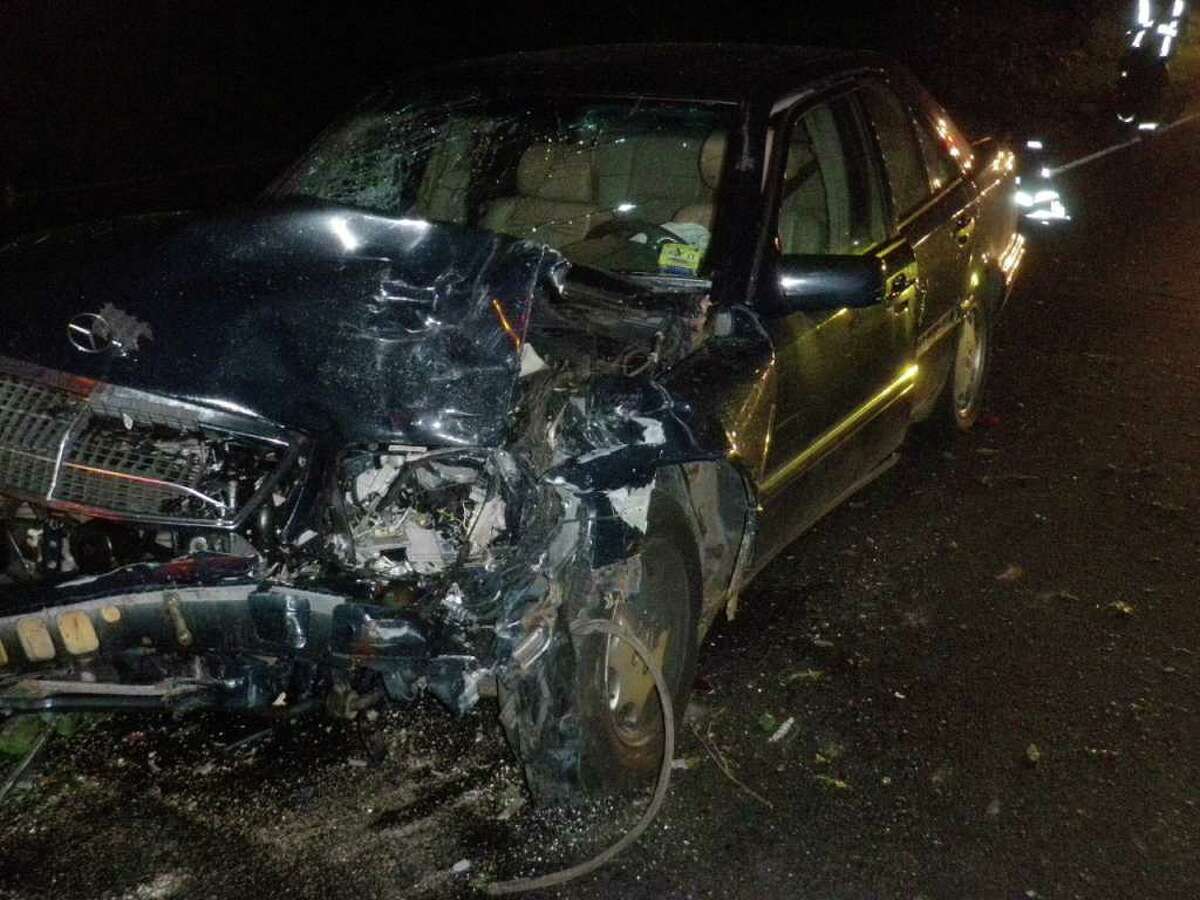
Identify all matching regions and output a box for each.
[273,94,735,279]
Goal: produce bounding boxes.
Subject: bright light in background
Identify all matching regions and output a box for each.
[1139,121,1160,129]
[1018,141,1072,225]
[1174,0,1185,16]
[1028,201,1071,223]
[1139,0,1154,26]
[616,202,637,213]
[1133,28,1147,47]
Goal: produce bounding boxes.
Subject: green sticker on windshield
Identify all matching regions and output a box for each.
[658,242,703,276]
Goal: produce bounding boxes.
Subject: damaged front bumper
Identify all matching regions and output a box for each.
[0,554,540,717]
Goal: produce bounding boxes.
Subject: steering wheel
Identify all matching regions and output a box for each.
[587,217,682,248]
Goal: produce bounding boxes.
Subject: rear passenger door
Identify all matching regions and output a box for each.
[857,80,977,349]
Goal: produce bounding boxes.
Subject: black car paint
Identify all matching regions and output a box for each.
[0,200,554,447]
[0,46,1017,797]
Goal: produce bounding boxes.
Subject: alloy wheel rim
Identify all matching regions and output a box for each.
[603,603,670,747]
[601,548,681,749]
[953,306,985,419]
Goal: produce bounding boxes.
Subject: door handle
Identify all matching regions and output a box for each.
[887,273,911,313]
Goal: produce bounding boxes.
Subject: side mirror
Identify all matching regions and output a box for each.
[771,254,886,313]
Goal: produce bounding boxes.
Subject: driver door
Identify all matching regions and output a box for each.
[753,90,918,563]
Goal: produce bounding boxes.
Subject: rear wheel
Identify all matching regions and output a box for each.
[935,297,991,432]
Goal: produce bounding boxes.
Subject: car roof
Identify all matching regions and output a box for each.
[405,43,894,105]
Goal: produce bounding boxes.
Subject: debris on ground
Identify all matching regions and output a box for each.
[691,722,774,809]
[123,871,191,899]
[814,741,844,766]
[1025,743,1042,766]
[995,563,1026,583]
[783,669,826,685]
[978,473,1040,487]
[1037,589,1083,602]
[1109,600,1137,617]
[450,859,472,875]
[767,717,795,744]
[682,700,712,727]
[813,774,851,792]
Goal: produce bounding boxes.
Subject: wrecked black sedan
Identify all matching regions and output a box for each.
[0,45,1022,801]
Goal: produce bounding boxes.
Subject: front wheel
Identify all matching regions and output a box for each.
[575,509,698,792]
[499,495,699,803]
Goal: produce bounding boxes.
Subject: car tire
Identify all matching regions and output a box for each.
[932,294,992,433]
[500,492,700,803]
[576,500,699,793]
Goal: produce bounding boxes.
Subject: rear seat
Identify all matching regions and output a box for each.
[595,132,718,224]
[777,128,830,255]
[481,143,606,248]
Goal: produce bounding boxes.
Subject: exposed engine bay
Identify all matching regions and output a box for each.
[0,209,757,806]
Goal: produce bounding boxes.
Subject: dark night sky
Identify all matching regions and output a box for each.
[0,0,1114,219]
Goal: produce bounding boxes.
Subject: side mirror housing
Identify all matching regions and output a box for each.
[769,254,885,314]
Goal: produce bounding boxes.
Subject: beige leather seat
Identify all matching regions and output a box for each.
[672,131,727,230]
[481,143,605,248]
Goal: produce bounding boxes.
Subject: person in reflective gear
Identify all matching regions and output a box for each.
[1117,42,1170,126]
[1130,0,1187,58]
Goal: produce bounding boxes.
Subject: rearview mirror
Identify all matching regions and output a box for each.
[771,254,885,313]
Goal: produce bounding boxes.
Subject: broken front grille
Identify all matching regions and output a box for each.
[0,372,86,499]
[0,362,298,527]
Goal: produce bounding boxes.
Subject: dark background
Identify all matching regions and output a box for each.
[1,0,1124,237]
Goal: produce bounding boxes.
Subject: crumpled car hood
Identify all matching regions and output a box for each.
[0,199,558,445]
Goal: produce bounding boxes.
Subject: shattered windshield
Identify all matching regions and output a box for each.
[271,93,735,279]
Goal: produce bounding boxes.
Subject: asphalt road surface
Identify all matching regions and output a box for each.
[2,116,1199,900]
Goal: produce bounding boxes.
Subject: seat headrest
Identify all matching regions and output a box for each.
[698,131,727,189]
[517,143,595,203]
